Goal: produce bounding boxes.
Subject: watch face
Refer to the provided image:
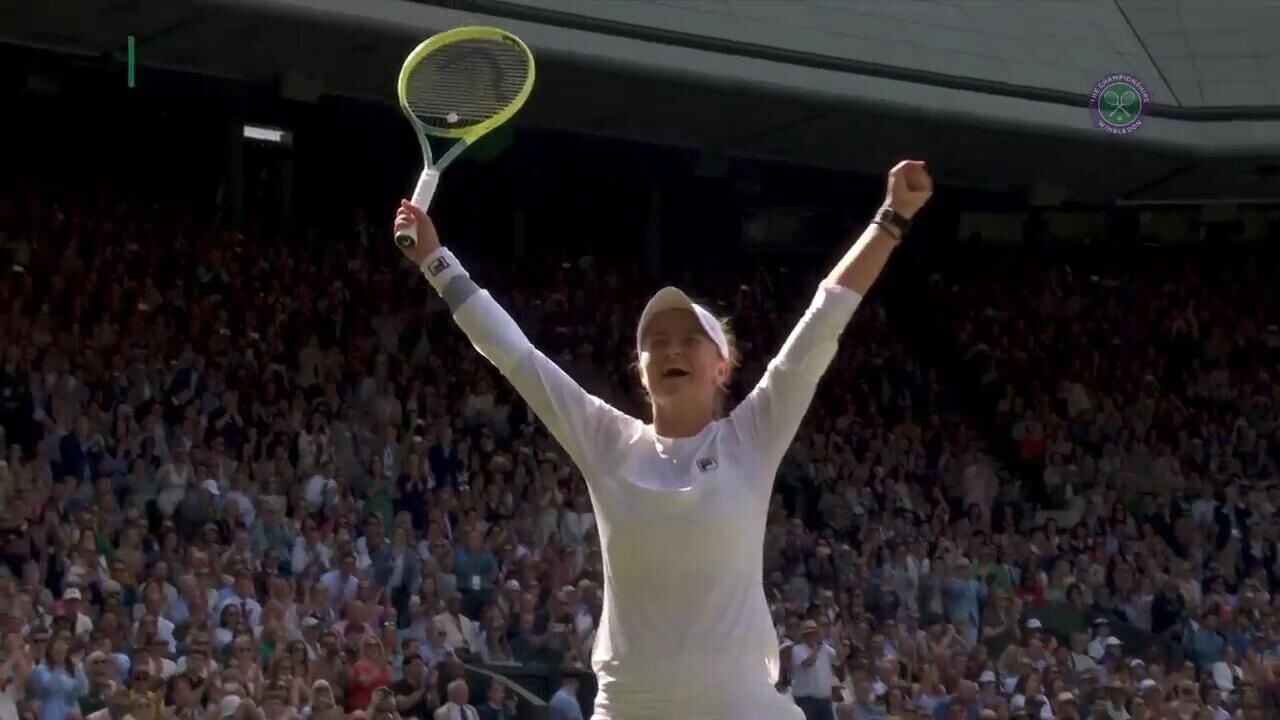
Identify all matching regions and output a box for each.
[879,207,908,227]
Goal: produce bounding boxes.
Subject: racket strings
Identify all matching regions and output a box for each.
[405,38,530,131]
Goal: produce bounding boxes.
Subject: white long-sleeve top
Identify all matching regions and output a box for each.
[444,268,859,720]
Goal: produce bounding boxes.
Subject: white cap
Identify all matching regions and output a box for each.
[63,588,82,601]
[637,287,728,359]
[1026,618,1042,629]
[978,670,997,683]
[202,479,221,496]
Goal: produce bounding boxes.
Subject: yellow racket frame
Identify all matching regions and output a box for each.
[395,26,536,248]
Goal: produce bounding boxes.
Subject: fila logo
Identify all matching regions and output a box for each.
[696,457,719,473]
[427,256,451,277]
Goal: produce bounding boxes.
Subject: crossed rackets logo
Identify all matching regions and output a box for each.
[1089,73,1150,136]
[1099,82,1140,125]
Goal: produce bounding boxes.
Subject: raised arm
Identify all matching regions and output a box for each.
[731,161,933,466]
[393,202,638,478]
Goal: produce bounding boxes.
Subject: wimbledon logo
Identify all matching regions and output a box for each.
[1089,73,1150,135]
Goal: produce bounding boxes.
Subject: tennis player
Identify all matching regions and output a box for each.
[393,160,933,720]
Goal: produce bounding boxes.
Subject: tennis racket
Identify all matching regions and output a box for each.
[395,26,536,248]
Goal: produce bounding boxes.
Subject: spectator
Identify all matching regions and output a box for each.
[345,635,391,712]
[434,679,478,720]
[476,681,516,720]
[453,530,498,618]
[547,673,583,720]
[790,620,838,720]
[29,633,86,720]
[0,631,31,720]
[4,124,1280,720]
[391,653,435,719]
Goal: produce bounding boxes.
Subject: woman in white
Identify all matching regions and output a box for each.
[393,160,932,720]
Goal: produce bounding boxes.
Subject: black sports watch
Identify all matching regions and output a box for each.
[873,206,911,241]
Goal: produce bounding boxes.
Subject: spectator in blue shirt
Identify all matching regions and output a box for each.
[28,634,87,720]
[548,674,583,720]
[454,529,498,616]
[931,680,979,720]
[1183,609,1227,668]
[944,557,988,646]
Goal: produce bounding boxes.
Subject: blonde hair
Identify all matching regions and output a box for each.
[711,318,742,415]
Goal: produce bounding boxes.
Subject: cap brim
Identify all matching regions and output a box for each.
[639,287,698,334]
[637,286,728,359]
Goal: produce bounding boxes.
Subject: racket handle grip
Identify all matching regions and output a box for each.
[395,169,440,248]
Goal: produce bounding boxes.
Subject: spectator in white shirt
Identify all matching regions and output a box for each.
[155,446,193,518]
[132,609,178,657]
[304,470,338,513]
[434,596,480,659]
[434,679,479,720]
[319,551,360,608]
[1087,618,1115,660]
[790,620,838,720]
[559,495,595,547]
[291,518,333,577]
[1210,645,1243,692]
[216,570,264,630]
[135,636,177,680]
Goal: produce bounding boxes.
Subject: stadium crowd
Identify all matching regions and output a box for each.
[0,181,1278,720]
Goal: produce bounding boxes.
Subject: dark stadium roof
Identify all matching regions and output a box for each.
[2,0,1279,205]
[491,0,1280,113]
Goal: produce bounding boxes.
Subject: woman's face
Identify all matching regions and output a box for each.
[638,309,728,408]
[1025,674,1041,694]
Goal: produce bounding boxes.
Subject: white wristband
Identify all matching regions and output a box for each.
[419,247,467,294]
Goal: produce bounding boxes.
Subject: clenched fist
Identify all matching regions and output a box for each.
[884,160,933,220]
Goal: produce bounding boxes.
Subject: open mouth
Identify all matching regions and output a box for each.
[661,368,690,379]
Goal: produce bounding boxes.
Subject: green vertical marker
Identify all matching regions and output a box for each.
[127,35,135,88]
